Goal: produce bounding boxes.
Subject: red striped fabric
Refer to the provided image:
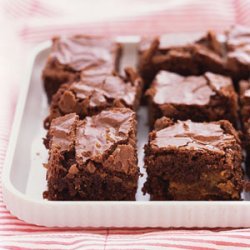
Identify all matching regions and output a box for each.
[1,0,250,248]
[5,0,250,43]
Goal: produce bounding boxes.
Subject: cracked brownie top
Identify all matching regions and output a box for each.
[44,68,142,129]
[46,108,136,172]
[146,70,234,106]
[149,118,240,154]
[50,35,121,72]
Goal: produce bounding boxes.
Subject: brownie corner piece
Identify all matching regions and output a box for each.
[42,35,122,102]
[145,70,239,127]
[143,119,243,200]
[44,108,139,201]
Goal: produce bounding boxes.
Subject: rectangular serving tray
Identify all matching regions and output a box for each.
[2,35,250,228]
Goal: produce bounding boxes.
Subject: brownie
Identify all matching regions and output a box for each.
[143,118,243,200]
[145,70,239,127]
[43,108,139,200]
[239,80,250,172]
[138,31,226,88]
[225,26,250,81]
[44,67,143,129]
[42,35,121,102]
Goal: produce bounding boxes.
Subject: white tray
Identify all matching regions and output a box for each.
[2,36,250,228]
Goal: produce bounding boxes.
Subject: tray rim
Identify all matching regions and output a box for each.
[2,37,250,228]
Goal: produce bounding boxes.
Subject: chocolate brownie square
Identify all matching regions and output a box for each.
[145,70,239,127]
[143,118,243,200]
[138,31,226,88]
[239,80,250,172]
[44,68,143,129]
[43,108,139,201]
[42,35,121,102]
[225,26,250,81]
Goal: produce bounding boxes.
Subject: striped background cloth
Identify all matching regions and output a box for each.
[1,0,250,249]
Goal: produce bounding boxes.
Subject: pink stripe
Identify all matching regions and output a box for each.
[15,2,239,43]
[4,0,56,18]
[3,239,105,246]
[149,237,250,247]
[3,247,28,250]
[0,210,12,214]
[115,234,248,240]
[1,243,213,250]
[104,242,214,250]
[0,216,16,220]
[7,0,33,18]
[0,228,108,233]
